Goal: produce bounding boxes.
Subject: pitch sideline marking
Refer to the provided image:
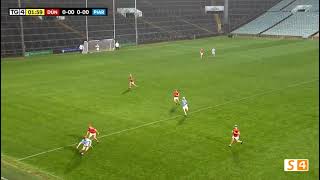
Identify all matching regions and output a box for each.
[1,158,62,180]
[17,79,318,161]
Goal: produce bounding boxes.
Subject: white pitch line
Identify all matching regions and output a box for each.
[99,115,182,139]
[17,147,65,161]
[1,158,62,180]
[1,177,8,180]
[17,79,318,161]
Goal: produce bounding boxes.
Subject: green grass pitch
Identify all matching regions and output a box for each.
[1,36,319,180]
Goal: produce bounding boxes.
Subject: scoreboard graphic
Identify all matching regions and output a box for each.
[9,8,108,16]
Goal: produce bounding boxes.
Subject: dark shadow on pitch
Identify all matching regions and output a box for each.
[177,116,187,125]
[64,147,83,174]
[121,89,131,95]
[230,147,240,163]
[169,106,178,114]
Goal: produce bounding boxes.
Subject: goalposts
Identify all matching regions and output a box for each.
[81,0,116,54]
[81,0,140,54]
[82,39,115,54]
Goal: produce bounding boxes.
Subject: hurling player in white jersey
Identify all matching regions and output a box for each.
[211,48,215,57]
[76,136,92,155]
[95,44,100,51]
[181,97,189,116]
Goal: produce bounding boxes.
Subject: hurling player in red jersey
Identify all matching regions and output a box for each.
[229,125,243,147]
[86,124,100,143]
[173,89,180,105]
[128,73,138,89]
[200,48,205,59]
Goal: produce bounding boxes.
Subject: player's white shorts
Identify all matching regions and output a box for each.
[174,97,179,101]
[82,145,90,151]
[212,52,215,56]
[88,133,96,139]
[183,105,188,111]
[200,52,204,56]
[232,136,240,141]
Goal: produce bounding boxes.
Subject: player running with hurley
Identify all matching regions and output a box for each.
[181,97,189,116]
[200,48,205,59]
[128,73,138,89]
[229,125,243,147]
[76,136,92,155]
[86,124,100,143]
[173,89,180,105]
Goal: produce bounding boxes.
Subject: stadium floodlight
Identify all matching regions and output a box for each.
[82,39,115,54]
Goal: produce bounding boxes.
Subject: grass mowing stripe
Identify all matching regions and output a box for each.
[17,78,318,161]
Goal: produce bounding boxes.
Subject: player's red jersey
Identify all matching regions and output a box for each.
[173,91,179,97]
[233,128,240,137]
[88,127,97,133]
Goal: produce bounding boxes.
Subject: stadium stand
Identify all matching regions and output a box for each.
[231,0,319,38]
[231,12,291,34]
[268,0,296,11]
[262,12,319,37]
[312,32,319,39]
[1,0,280,57]
[281,0,319,12]
[228,0,281,31]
